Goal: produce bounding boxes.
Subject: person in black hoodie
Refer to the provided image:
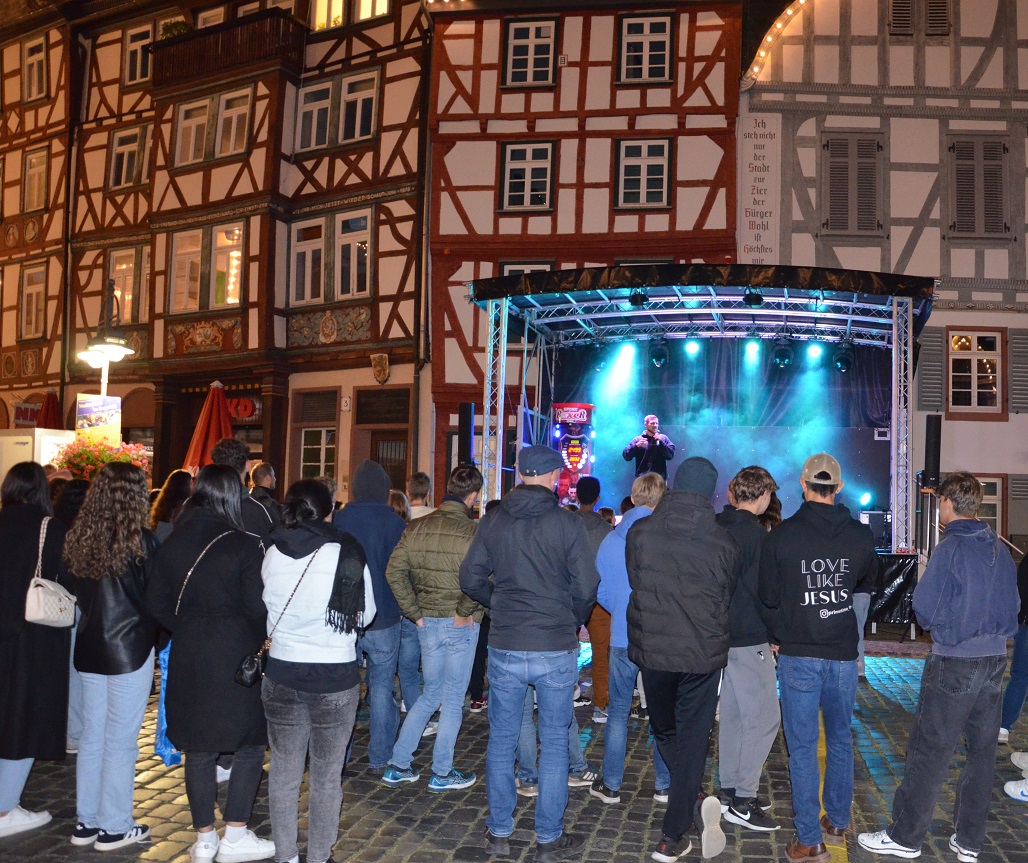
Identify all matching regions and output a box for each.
[758,453,878,863]
[715,465,780,833]
[626,456,739,863]
[460,445,596,863]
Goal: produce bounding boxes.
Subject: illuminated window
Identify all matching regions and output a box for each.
[948,330,1003,414]
[125,25,152,84]
[311,0,343,29]
[620,16,671,82]
[975,476,1003,536]
[505,19,556,87]
[20,264,46,339]
[108,246,150,323]
[24,36,47,101]
[217,91,251,157]
[336,212,369,297]
[211,223,244,307]
[617,139,670,208]
[301,427,336,477]
[501,142,553,211]
[352,0,388,22]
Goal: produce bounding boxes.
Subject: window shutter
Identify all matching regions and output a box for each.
[294,390,337,423]
[951,140,977,234]
[1010,475,1028,501]
[982,140,1007,235]
[855,138,880,233]
[916,327,945,412]
[926,0,950,35]
[1010,329,1028,413]
[824,137,851,232]
[890,0,913,35]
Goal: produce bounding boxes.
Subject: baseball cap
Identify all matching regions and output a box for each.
[801,452,842,484]
[517,445,564,477]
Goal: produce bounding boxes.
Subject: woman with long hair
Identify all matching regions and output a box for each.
[149,469,193,540]
[388,489,411,523]
[0,462,73,837]
[65,463,157,850]
[146,465,272,863]
[261,479,375,863]
[54,479,91,530]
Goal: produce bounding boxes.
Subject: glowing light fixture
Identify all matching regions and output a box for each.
[859,492,872,507]
[77,278,135,395]
[806,343,824,361]
[745,339,761,359]
[685,339,701,357]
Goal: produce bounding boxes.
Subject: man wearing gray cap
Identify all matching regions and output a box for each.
[758,453,879,863]
[626,456,739,862]
[460,445,597,863]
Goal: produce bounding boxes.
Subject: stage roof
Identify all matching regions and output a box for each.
[469,264,935,349]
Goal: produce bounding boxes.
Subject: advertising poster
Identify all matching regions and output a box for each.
[75,394,122,446]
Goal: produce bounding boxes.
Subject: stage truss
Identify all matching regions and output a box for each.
[473,265,935,552]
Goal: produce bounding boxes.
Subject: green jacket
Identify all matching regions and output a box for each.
[385,499,483,622]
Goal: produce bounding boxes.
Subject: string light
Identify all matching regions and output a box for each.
[744,1,807,84]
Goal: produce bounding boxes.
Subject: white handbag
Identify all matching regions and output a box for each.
[24,516,76,628]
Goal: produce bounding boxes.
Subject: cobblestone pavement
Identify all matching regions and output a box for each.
[6,655,1028,863]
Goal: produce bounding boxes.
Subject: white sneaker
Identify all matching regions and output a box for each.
[1011,751,1028,773]
[857,830,921,858]
[215,829,275,862]
[0,806,52,837]
[422,721,439,738]
[999,727,1010,744]
[190,832,220,861]
[698,795,725,859]
[948,834,979,862]
[216,765,232,784]
[1004,777,1028,801]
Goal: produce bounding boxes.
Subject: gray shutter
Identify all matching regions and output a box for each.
[926,0,951,35]
[951,140,977,234]
[1010,329,1028,413]
[1010,475,1028,501]
[855,138,881,233]
[890,0,914,35]
[982,140,1007,236]
[917,327,945,411]
[824,137,851,232]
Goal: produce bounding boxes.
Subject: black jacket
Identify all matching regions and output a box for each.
[74,530,160,675]
[758,500,878,661]
[626,489,739,673]
[146,508,267,751]
[460,483,597,652]
[716,505,772,648]
[622,433,676,478]
[249,486,282,526]
[1017,555,1028,626]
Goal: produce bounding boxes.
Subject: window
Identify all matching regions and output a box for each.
[975,476,1004,536]
[311,0,388,30]
[353,0,389,23]
[20,265,46,339]
[301,428,336,478]
[217,91,250,157]
[340,74,376,142]
[501,143,554,211]
[109,246,149,323]
[821,133,883,236]
[502,263,551,276]
[196,8,225,27]
[312,0,343,29]
[23,148,48,212]
[176,101,209,166]
[124,25,152,84]
[617,139,670,208]
[890,0,950,36]
[110,127,148,189]
[296,73,378,151]
[211,223,243,307]
[949,137,1009,239]
[620,16,671,82]
[23,36,47,101]
[297,85,331,150]
[336,212,369,297]
[237,2,260,15]
[291,221,324,304]
[948,330,1003,414]
[171,231,202,312]
[505,19,556,87]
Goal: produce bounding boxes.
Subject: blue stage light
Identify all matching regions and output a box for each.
[745,339,760,358]
[553,427,561,438]
[806,343,823,360]
[685,340,700,357]
[860,492,872,508]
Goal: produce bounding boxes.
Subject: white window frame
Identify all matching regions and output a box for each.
[339,72,377,143]
[975,475,1004,536]
[170,230,203,312]
[947,330,1003,414]
[110,127,146,189]
[23,148,48,212]
[352,0,389,22]
[297,83,332,151]
[176,101,209,166]
[23,36,47,102]
[20,264,46,339]
[291,220,325,305]
[124,25,153,84]
[210,223,244,308]
[196,8,225,27]
[237,2,260,16]
[620,16,671,83]
[216,90,251,158]
[617,139,670,208]
[109,246,149,324]
[336,211,370,298]
[311,0,344,29]
[505,19,557,87]
[502,262,552,277]
[300,427,336,478]
[501,142,554,211]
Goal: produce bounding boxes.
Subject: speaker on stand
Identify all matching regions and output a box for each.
[457,403,475,466]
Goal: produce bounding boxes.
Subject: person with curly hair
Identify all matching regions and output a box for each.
[149,470,193,540]
[64,462,158,851]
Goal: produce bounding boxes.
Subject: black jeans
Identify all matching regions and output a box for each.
[889,653,1006,852]
[184,745,266,829]
[643,668,721,841]
[469,614,491,701]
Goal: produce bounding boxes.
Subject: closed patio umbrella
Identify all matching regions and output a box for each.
[182,381,234,474]
[36,390,63,430]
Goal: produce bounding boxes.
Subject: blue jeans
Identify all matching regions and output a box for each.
[0,759,34,812]
[399,617,423,712]
[359,623,401,769]
[602,647,670,791]
[1002,624,1028,730]
[516,690,588,783]
[391,618,479,776]
[68,606,84,747]
[486,648,577,844]
[778,655,858,846]
[76,651,154,833]
[854,593,871,674]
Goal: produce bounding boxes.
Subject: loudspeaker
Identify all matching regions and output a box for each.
[923,414,941,488]
[457,403,475,466]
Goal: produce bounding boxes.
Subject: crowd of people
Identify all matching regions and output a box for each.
[0,423,1026,863]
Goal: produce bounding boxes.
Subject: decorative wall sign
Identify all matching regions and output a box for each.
[2,353,17,378]
[126,330,149,359]
[20,350,39,377]
[287,306,371,347]
[166,318,242,355]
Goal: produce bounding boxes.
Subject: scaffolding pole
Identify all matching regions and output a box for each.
[891,296,913,551]
[481,297,509,505]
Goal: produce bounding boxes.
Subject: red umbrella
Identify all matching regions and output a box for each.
[36,390,63,430]
[182,381,234,475]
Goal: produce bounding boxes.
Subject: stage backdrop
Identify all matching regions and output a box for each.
[553,339,892,526]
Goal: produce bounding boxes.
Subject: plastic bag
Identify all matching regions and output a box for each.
[155,641,181,766]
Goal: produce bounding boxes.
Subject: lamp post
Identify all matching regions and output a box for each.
[76,278,134,397]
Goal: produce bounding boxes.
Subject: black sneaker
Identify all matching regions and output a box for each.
[631,704,649,720]
[484,828,511,857]
[70,823,101,846]
[718,787,734,813]
[95,824,151,851]
[725,798,779,832]
[589,779,621,804]
[538,833,582,862]
[651,835,692,862]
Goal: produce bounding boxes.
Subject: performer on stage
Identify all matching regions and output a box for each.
[622,415,676,479]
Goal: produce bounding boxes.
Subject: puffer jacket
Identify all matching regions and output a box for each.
[386,498,483,621]
[625,489,740,673]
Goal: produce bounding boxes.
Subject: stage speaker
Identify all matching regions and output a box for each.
[923,414,941,488]
[457,403,475,466]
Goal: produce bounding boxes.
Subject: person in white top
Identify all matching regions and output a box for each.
[407,471,436,521]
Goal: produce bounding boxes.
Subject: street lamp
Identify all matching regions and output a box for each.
[77,278,134,397]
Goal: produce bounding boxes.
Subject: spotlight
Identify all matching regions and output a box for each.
[628,291,647,308]
[806,343,823,361]
[772,337,794,369]
[650,340,669,369]
[859,492,872,508]
[833,341,855,373]
[742,290,763,308]
[685,339,701,357]
[745,339,760,359]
